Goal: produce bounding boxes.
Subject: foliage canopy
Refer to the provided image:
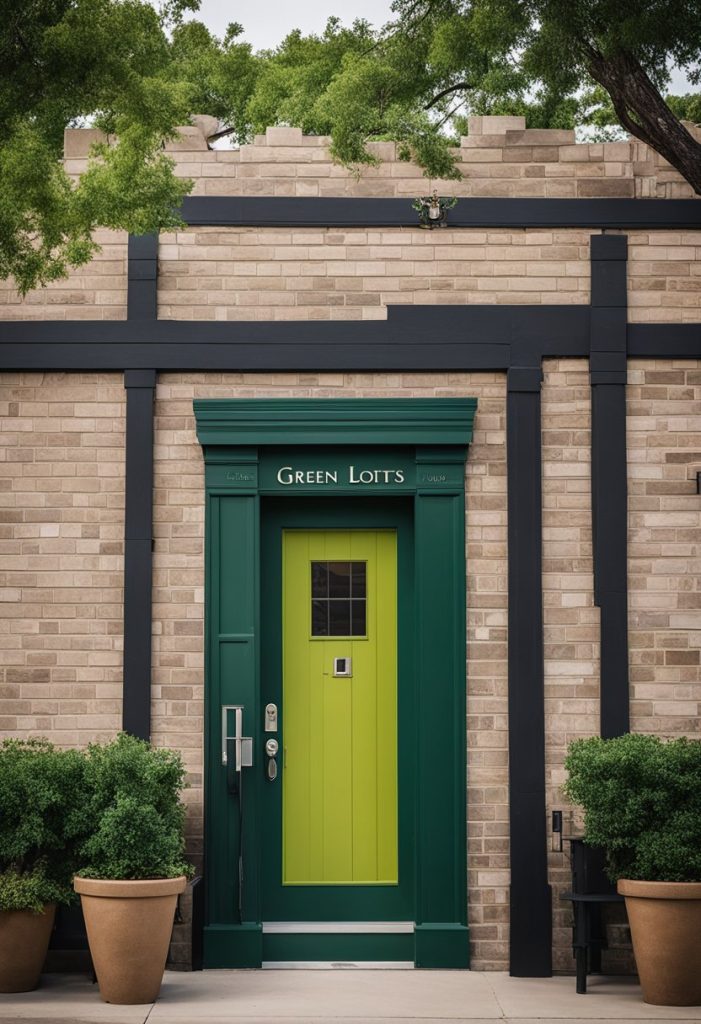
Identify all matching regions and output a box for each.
[0,739,87,911]
[1,0,700,293]
[564,734,701,883]
[77,733,192,881]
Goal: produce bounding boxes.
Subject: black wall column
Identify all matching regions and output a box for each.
[127,234,158,320]
[507,365,552,977]
[122,370,157,739]
[122,234,159,739]
[590,235,630,738]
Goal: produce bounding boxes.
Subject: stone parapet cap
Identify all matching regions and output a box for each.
[60,120,697,200]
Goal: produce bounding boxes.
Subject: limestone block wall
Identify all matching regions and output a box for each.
[0,373,125,745]
[541,360,600,970]
[0,230,127,322]
[628,360,701,735]
[0,120,699,973]
[158,227,591,321]
[152,371,509,970]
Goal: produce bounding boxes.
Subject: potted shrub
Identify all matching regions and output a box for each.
[0,739,86,992]
[564,734,701,1006]
[73,734,192,1005]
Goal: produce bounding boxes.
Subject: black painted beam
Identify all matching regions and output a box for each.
[181,196,701,230]
[507,364,552,977]
[122,369,156,740]
[628,323,701,359]
[590,234,630,738]
[127,234,158,320]
[0,306,590,371]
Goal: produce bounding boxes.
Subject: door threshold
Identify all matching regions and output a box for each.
[262,961,415,970]
[262,921,414,934]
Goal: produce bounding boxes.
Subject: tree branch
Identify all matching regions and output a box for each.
[583,43,701,194]
[424,81,473,110]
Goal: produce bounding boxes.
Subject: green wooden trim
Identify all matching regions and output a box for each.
[415,924,470,968]
[262,932,414,962]
[195,398,476,449]
[260,500,415,922]
[199,398,475,968]
[203,923,262,968]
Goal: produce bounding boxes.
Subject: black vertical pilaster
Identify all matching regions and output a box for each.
[590,235,630,738]
[122,369,156,739]
[127,234,158,320]
[507,364,552,977]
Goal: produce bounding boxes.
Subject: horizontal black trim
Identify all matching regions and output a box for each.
[2,316,698,369]
[0,307,589,370]
[627,323,701,358]
[180,196,701,229]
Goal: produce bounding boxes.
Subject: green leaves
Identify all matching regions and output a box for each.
[564,734,701,883]
[0,739,87,909]
[0,0,196,295]
[77,733,192,882]
[0,734,192,911]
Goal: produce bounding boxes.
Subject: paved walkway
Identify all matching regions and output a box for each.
[0,970,699,1024]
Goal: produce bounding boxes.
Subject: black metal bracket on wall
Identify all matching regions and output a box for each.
[1,198,701,978]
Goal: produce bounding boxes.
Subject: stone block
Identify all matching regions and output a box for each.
[63,128,108,158]
[505,129,576,146]
[265,126,304,146]
[164,127,209,152]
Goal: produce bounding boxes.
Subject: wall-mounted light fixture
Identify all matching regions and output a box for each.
[412,190,458,229]
[551,809,564,853]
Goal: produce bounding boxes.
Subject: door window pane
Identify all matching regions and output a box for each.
[311,561,366,636]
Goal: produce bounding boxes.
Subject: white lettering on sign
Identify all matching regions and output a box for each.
[277,467,339,485]
[349,466,405,485]
[275,465,405,486]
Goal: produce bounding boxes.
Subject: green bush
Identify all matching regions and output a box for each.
[76,733,192,881]
[564,734,701,883]
[0,739,87,911]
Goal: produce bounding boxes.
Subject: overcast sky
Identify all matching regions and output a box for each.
[182,0,395,47]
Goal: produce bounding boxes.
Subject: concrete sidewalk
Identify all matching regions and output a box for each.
[0,970,699,1024]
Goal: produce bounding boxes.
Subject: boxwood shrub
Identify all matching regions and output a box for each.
[564,733,701,883]
[76,733,192,881]
[0,739,87,911]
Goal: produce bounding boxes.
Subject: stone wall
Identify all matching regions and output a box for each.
[0,119,699,973]
[0,373,125,745]
[152,370,509,970]
[628,360,701,735]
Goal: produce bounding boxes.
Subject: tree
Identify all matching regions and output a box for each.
[201,1,701,190]
[0,0,200,295]
[2,1,700,295]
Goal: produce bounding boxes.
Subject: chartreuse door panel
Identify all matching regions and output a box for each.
[282,530,397,886]
[261,499,414,928]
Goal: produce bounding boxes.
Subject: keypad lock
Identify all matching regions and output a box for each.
[265,737,278,781]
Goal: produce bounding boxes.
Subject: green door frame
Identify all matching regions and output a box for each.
[194,399,477,969]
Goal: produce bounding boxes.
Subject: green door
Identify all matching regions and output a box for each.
[260,501,414,961]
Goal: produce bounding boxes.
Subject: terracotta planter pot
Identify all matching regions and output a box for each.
[0,903,56,992]
[618,879,701,1006]
[74,876,186,1004]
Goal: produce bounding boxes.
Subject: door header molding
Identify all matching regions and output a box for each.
[194,398,476,450]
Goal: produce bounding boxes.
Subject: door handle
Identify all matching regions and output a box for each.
[221,705,253,794]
